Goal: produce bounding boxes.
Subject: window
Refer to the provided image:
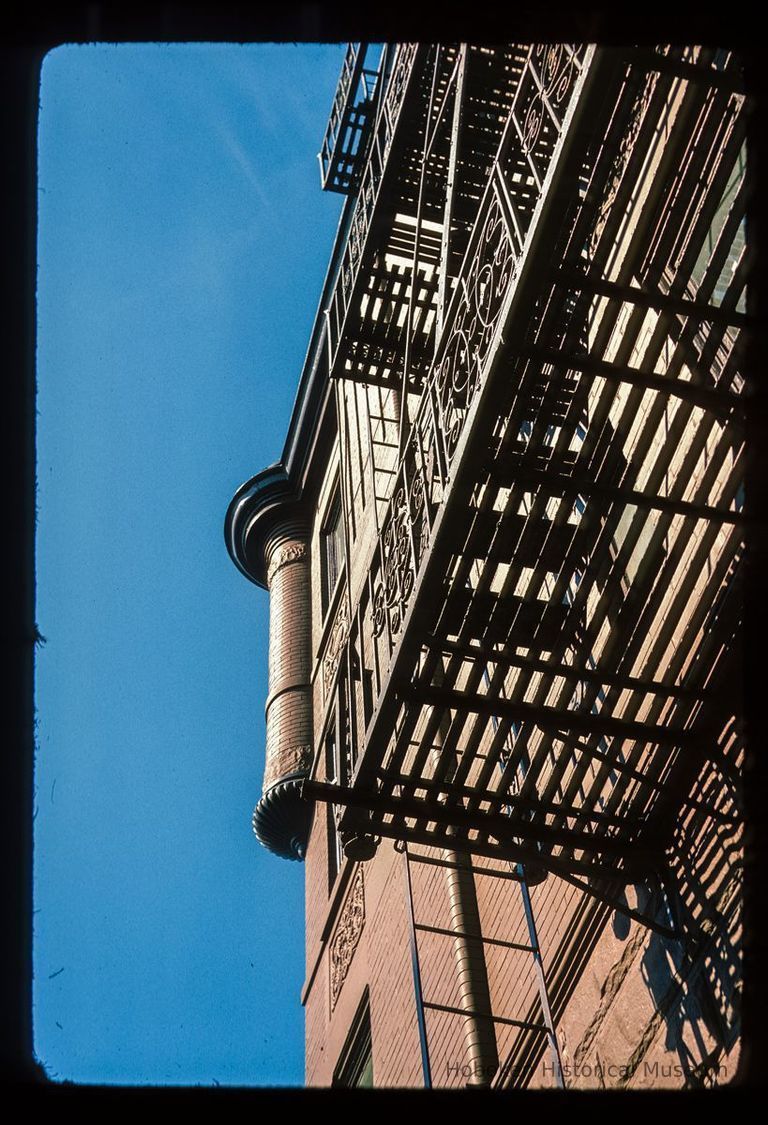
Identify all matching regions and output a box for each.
[333,993,373,1087]
[321,490,344,616]
[689,144,746,315]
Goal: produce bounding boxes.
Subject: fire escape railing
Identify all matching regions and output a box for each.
[318,43,380,194]
[309,43,595,789]
[332,44,591,685]
[324,44,422,375]
[307,43,745,882]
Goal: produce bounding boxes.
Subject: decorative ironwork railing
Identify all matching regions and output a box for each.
[316,44,592,768]
[318,44,365,192]
[318,45,383,195]
[365,44,589,665]
[325,44,420,371]
[370,187,516,644]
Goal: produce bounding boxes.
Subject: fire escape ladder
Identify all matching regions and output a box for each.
[400,839,564,1089]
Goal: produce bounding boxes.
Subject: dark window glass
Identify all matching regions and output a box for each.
[333,994,373,1087]
[321,492,344,615]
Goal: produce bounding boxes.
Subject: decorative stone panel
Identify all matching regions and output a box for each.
[267,541,308,586]
[263,744,314,792]
[323,599,349,699]
[330,867,365,1010]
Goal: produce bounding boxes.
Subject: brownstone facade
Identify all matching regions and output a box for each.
[226,43,745,1089]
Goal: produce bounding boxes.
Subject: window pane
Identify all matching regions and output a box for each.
[322,493,344,613]
[333,996,373,1087]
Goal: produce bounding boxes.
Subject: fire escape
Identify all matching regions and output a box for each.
[307,42,746,1087]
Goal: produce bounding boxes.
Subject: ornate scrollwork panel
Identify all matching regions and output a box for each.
[371,441,431,640]
[329,866,365,1009]
[323,599,350,699]
[434,192,515,463]
[521,45,580,159]
[589,74,656,257]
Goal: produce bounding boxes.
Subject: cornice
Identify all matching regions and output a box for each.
[224,136,362,590]
[224,463,303,589]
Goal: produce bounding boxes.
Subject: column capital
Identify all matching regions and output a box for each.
[224,464,309,589]
[266,541,308,587]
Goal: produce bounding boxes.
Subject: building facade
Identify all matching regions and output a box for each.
[225,43,746,1089]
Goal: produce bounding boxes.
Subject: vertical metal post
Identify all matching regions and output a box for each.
[350,378,366,512]
[362,384,380,536]
[399,46,442,457]
[335,377,356,557]
[517,866,565,1088]
[402,843,433,1087]
[483,667,565,1088]
[436,44,467,339]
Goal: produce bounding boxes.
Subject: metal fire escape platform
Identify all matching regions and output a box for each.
[323,44,527,394]
[306,43,745,914]
[318,43,380,194]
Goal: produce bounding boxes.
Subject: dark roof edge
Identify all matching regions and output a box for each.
[225,463,297,588]
[224,186,350,587]
[224,44,388,588]
[224,181,355,588]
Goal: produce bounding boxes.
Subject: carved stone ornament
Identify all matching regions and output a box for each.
[267,542,307,586]
[329,866,365,1010]
[323,599,349,697]
[263,743,313,791]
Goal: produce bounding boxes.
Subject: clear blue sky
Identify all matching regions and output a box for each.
[34,42,346,1086]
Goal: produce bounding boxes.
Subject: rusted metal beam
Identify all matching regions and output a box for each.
[304,778,662,862]
[354,814,655,883]
[378,767,639,831]
[557,267,750,331]
[397,683,701,748]
[519,343,745,414]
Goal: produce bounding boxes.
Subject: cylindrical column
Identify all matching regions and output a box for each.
[263,520,313,789]
[443,844,499,1087]
[252,518,314,860]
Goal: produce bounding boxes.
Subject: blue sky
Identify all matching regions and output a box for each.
[34,42,346,1086]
